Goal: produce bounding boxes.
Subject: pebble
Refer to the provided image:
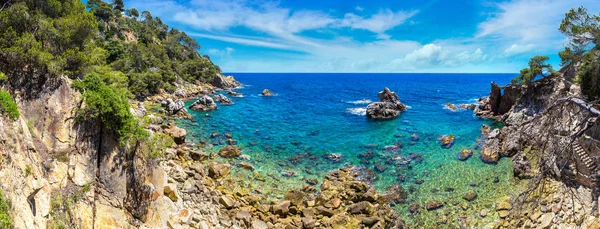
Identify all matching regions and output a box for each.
[480,209,488,218]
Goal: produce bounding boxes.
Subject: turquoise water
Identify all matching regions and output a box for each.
[178,73,522,227]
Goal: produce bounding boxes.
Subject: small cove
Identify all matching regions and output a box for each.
[178,73,523,227]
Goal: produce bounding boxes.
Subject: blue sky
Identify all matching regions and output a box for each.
[121,0,600,73]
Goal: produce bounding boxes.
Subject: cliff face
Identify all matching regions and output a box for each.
[475,72,600,228]
[0,77,156,228]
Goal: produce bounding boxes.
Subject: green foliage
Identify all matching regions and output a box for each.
[0,90,19,120]
[83,182,93,192]
[0,0,98,80]
[25,166,32,176]
[579,51,600,100]
[49,190,84,229]
[0,72,6,82]
[125,8,139,18]
[73,72,147,143]
[88,2,220,96]
[144,133,174,158]
[0,190,11,229]
[559,7,600,100]
[113,0,125,12]
[511,56,554,84]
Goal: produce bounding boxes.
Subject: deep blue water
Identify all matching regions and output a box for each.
[179,73,520,226]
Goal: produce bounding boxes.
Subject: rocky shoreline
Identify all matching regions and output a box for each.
[471,68,600,228]
[1,69,598,229]
[143,80,407,228]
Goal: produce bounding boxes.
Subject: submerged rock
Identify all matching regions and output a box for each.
[358,150,377,160]
[441,135,455,148]
[445,103,458,111]
[366,88,407,120]
[218,145,241,158]
[463,191,478,201]
[324,153,344,163]
[426,200,444,211]
[460,104,477,110]
[261,89,274,96]
[189,95,217,111]
[457,149,473,161]
[381,184,407,204]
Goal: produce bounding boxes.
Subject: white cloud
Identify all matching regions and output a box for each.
[188,33,299,50]
[504,44,535,56]
[170,0,417,44]
[445,48,487,67]
[476,0,599,43]
[128,0,593,73]
[207,47,235,56]
[341,9,419,38]
[402,44,443,65]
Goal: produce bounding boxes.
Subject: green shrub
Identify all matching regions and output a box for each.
[145,133,174,158]
[579,52,600,100]
[0,189,12,229]
[73,72,147,143]
[0,91,19,120]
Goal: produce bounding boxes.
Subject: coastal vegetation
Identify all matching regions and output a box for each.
[511,56,554,84]
[559,6,600,100]
[0,90,19,121]
[0,0,224,144]
[0,190,11,229]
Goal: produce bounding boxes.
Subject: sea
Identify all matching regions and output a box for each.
[177,73,522,227]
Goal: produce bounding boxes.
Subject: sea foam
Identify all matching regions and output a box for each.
[345,99,372,105]
[346,108,367,116]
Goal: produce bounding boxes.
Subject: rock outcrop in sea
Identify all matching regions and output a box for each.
[261,89,274,96]
[212,94,233,105]
[211,74,241,89]
[366,88,407,120]
[189,95,218,111]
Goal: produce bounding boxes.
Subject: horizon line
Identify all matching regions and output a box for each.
[222,72,519,74]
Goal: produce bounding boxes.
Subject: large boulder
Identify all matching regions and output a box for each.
[162,122,186,144]
[211,74,241,89]
[208,163,231,179]
[366,88,407,120]
[481,129,501,164]
[189,95,217,111]
[162,98,185,115]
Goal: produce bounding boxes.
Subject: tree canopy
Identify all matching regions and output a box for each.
[559,6,600,100]
[0,0,222,141]
[512,56,554,84]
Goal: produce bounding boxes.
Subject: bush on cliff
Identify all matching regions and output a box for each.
[0,190,11,229]
[0,90,19,120]
[73,72,147,143]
